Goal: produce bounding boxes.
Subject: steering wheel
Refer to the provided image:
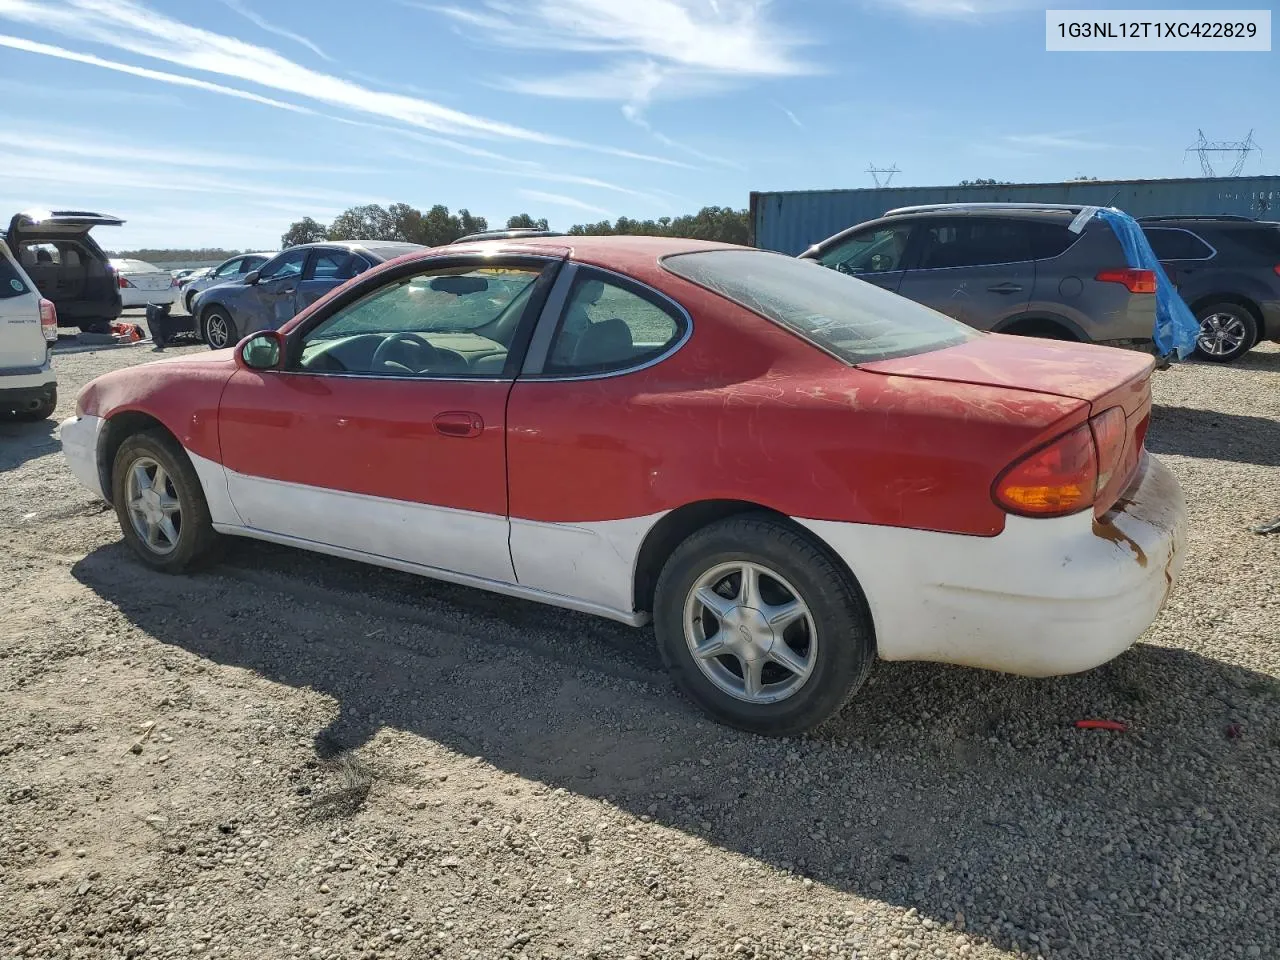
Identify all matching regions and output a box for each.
[371,332,446,374]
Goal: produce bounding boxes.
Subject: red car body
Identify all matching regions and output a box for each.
[62,237,1186,733]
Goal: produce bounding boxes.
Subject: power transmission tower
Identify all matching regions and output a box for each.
[866,163,900,188]
[1185,130,1260,177]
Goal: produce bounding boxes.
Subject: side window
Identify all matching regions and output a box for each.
[213,258,242,279]
[818,226,911,275]
[544,272,684,376]
[918,218,1033,269]
[0,251,29,300]
[258,250,307,282]
[307,250,360,282]
[1143,228,1214,261]
[295,265,544,378]
[238,257,262,274]
[20,242,60,268]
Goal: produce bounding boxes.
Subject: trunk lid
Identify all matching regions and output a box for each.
[862,332,1154,516]
[859,332,1153,417]
[111,259,173,292]
[7,210,125,244]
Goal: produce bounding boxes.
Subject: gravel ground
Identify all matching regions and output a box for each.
[2,325,1278,960]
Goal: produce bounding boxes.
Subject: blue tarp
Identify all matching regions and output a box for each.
[1073,207,1200,360]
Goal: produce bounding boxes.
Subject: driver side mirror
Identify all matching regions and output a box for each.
[243,269,261,285]
[238,331,284,371]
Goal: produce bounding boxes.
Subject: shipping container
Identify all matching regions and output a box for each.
[750,176,1280,255]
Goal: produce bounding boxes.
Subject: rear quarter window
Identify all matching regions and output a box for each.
[0,249,31,299]
[1240,225,1280,258]
[663,249,975,364]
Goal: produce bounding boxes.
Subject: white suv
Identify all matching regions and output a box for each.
[0,236,58,420]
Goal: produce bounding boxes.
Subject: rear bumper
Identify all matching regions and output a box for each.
[799,454,1186,677]
[60,414,107,500]
[0,359,55,392]
[121,287,177,308]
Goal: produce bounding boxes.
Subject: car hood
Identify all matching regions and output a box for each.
[859,333,1154,415]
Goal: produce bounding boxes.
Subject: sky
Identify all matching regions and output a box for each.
[0,0,1275,250]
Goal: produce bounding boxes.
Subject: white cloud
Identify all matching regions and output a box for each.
[0,129,380,175]
[430,0,807,76]
[220,0,332,61]
[1003,133,1111,151]
[875,0,1034,17]
[0,34,315,114]
[0,150,375,208]
[517,189,611,217]
[774,102,804,129]
[0,0,681,165]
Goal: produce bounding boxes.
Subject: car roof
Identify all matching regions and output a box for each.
[439,234,737,267]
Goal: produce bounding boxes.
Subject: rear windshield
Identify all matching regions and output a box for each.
[663,249,975,364]
[0,249,30,300]
[112,259,162,273]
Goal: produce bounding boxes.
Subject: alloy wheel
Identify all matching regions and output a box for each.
[125,456,183,556]
[1197,312,1248,357]
[682,561,818,704]
[205,313,231,349]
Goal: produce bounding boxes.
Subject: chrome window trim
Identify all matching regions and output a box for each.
[518,262,694,382]
[274,254,560,383]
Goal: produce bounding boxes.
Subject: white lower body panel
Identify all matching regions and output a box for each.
[799,455,1186,677]
[60,414,106,500]
[70,426,1186,677]
[120,286,176,308]
[1,359,56,392]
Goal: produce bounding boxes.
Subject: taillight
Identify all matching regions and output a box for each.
[994,405,1134,518]
[1273,265,1280,277]
[39,298,58,342]
[170,277,179,287]
[1096,268,1156,294]
[994,423,1097,517]
[118,273,134,288]
[1089,407,1127,493]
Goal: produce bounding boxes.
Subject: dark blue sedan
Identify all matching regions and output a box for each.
[194,241,426,349]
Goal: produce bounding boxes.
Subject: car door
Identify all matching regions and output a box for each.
[296,248,368,313]
[1142,226,1216,297]
[811,222,913,293]
[247,249,307,330]
[504,265,692,615]
[894,217,1033,330]
[216,255,559,583]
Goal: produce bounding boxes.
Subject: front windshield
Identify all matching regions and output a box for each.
[663,248,975,364]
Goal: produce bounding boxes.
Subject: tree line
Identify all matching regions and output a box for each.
[108,247,243,262]
[280,203,750,249]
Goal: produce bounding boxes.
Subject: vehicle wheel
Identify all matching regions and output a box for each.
[1194,302,1256,362]
[111,430,221,573]
[202,307,237,350]
[11,387,56,421]
[653,514,875,736]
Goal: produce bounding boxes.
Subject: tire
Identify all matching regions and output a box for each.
[111,429,221,573]
[653,514,875,736]
[1194,302,1256,363]
[202,307,237,350]
[11,387,56,421]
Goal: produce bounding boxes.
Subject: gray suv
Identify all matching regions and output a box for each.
[801,203,1158,353]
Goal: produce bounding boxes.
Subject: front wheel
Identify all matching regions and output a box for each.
[653,514,875,736]
[1194,302,1256,363]
[112,430,221,573]
[202,307,237,350]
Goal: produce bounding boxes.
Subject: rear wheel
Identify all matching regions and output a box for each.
[111,430,221,573]
[653,514,874,736]
[202,307,237,350]
[10,387,56,421]
[1194,302,1256,363]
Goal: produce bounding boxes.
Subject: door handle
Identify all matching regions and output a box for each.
[987,282,1023,294]
[280,286,297,295]
[433,411,484,438]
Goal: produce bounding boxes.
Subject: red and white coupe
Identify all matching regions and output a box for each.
[62,237,1186,735]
